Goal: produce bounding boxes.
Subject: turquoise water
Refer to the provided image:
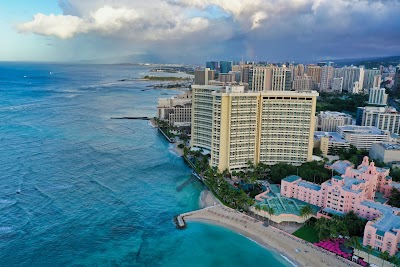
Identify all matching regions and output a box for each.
[0,63,289,266]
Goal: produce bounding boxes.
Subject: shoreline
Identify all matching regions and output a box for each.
[186,217,301,267]
[184,205,358,267]
[199,189,220,208]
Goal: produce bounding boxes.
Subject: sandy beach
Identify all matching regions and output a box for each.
[199,189,221,208]
[184,205,358,267]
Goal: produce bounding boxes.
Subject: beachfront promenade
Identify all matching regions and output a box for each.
[180,204,359,267]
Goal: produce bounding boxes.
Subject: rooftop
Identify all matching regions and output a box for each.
[333,175,344,180]
[259,196,320,216]
[379,142,400,151]
[322,207,345,217]
[337,125,386,135]
[326,160,353,175]
[319,111,352,118]
[362,106,398,113]
[282,175,301,183]
[297,181,321,191]
[314,131,349,143]
[361,200,400,234]
[342,177,365,193]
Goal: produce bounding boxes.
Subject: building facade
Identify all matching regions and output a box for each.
[206,61,218,71]
[194,68,215,85]
[306,65,321,85]
[334,67,364,93]
[249,65,273,92]
[157,92,192,127]
[369,142,400,163]
[281,157,400,256]
[336,125,390,150]
[314,131,350,156]
[220,61,232,73]
[331,77,344,93]
[320,65,334,92]
[368,88,388,106]
[358,106,400,134]
[191,85,318,171]
[316,111,353,132]
[218,73,236,83]
[191,85,222,151]
[292,75,315,91]
[363,69,381,91]
[272,66,292,91]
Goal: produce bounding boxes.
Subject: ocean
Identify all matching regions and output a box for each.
[0,63,290,266]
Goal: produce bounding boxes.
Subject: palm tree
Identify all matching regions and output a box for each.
[346,236,362,255]
[254,204,261,220]
[365,245,374,265]
[379,251,390,267]
[315,217,328,240]
[263,206,275,223]
[299,205,313,224]
[389,255,399,267]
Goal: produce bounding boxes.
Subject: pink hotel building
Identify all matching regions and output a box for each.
[281,156,400,256]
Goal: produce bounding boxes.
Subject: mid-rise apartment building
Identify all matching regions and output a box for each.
[194,68,215,85]
[292,75,315,91]
[306,65,321,85]
[249,65,273,91]
[334,67,364,93]
[218,73,236,83]
[357,106,400,134]
[314,131,350,156]
[336,125,390,150]
[331,77,343,93]
[320,65,334,92]
[220,61,232,73]
[369,142,400,163]
[157,91,192,127]
[363,69,381,90]
[272,66,292,91]
[316,111,353,132]
[368,88,388,106]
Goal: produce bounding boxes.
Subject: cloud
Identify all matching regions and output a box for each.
[18,6,141,39]
[18,13,86,39]
[16,0,400,62]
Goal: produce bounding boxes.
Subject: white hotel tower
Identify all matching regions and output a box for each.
[191,85,318,172]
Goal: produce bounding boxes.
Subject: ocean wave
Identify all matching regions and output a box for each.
[65,94,81,98]
[280,254,298,267]
[0,103,41,111]
[0,226,14,234]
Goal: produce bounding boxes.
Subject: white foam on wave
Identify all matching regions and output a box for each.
[0,226,13,234]
[0,103,40,111]
[280,254,298,267]
[65,94,80,98]
[168,143,181,157]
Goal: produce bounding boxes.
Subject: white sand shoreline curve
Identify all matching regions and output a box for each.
[184,205,358,267]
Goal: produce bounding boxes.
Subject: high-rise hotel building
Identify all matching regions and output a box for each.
[191,85,318,172]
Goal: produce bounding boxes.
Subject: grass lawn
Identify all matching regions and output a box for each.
[292,220,319,243]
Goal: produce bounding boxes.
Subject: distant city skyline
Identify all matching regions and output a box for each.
[1,0,400,63]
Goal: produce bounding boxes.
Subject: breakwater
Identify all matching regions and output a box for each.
[111,116,151,120]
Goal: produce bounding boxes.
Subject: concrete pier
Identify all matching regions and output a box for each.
[174,205,222,229]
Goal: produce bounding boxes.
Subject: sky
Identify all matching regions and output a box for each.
[1,0,400,63]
